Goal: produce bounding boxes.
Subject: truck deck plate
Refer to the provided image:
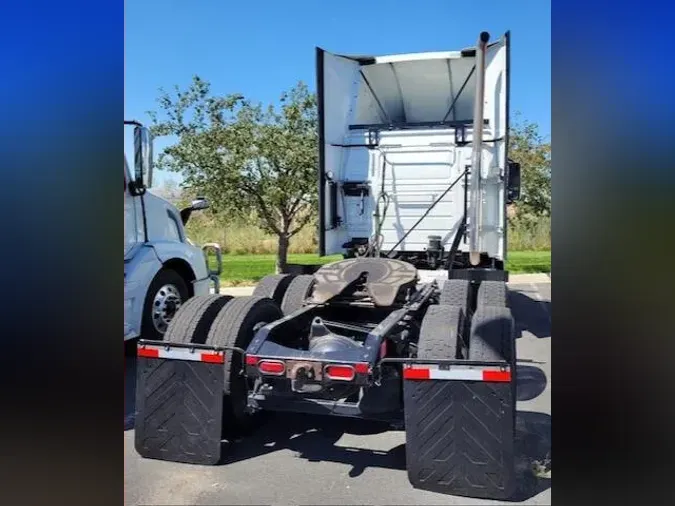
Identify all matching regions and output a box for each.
[134,355,224,465]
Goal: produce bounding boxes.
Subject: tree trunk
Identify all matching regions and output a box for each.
[276,234,289,274]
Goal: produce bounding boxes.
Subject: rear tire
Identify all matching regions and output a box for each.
[417,305,464,359]
[476,280,508,308]
[469,306,515,362]
[252,274,296,306]
[206,296,283,433]
[280,275,316,315]
[140,268,189,341]
[164,294,233,344]
[405,304,517,500]
[439,279,471,308]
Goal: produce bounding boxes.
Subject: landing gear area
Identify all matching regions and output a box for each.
[134,257,518,500]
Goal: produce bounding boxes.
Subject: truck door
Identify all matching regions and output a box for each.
[316,47,368,256]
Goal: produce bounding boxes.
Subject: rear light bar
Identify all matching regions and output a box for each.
[403,364,511,382]
[137,345,225,364]
[247,356,370,381]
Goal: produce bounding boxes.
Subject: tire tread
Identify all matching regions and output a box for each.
[280,275,316,315]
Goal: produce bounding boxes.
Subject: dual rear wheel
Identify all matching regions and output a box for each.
[161,272,315,434]
[407,279,517,500]
[419,279,514,362]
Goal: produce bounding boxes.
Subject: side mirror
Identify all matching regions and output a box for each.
[190,197,210,211]
[133,125,154,189]
[180,197,210,226]
[506,160,521,203]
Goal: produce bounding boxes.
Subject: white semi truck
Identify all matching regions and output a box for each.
[124,121,222,342]
[133,32,523,501]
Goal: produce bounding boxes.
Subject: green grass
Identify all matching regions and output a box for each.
[216,254,342,285]
[505,250,551,274]
[217,251,550,286]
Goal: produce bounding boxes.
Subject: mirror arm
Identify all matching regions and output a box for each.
[128,179,146,197]
[180,207,192,225]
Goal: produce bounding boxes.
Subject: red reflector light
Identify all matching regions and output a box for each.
[403,368,431,380]
[137,347,159,359]
[325,365,355,381]
[258,360,285,375]
[354,362,369,374]
[482,370,511,382]
[245,355,259,366]
[200,352,225,364]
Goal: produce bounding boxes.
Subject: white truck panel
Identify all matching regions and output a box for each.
[318,34,508,261]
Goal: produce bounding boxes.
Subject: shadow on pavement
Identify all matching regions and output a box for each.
[509,290,551,339]
[222,410,550,501]
[224,413,396,477]
[512,411,552,501]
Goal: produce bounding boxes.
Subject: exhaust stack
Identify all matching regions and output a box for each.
[468,31,490,266]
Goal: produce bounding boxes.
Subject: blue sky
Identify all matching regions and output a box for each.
[125,0,550,186]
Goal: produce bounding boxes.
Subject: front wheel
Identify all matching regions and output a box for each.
[140,268,189,341]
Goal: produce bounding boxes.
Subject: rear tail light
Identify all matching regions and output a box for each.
[258,360,286,375]
[325,365,356,381]
[354,362,369,374]
[245,355,259,366]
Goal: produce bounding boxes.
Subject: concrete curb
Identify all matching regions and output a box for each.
[212,273,550,296]
[508,273,551,284]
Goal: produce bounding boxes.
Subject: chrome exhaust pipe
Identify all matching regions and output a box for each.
[469,31,490,266]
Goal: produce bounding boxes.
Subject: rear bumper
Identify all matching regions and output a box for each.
[248,393,402,423]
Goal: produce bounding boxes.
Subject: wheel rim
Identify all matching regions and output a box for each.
[151,284,183,334]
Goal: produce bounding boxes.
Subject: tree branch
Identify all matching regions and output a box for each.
[240,181,282,235]
[288,204,315,237]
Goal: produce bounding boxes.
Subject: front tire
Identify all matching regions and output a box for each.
[140,268,189,341]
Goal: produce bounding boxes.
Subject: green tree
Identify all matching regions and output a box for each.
[508,116,551,218]
[149,76,318,273]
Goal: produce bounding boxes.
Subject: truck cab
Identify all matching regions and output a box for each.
[124,121,222,341]
[316,32,520,282]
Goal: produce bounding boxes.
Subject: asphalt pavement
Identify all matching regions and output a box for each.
[124,278,551,505]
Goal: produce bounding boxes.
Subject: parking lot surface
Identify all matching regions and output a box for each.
[125,280,551,505]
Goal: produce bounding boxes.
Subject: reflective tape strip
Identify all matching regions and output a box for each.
[137,346,225,364]
[403,365,511,382]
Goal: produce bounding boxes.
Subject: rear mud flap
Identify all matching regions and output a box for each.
[134,356,224,465]
[403,377,516,500]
